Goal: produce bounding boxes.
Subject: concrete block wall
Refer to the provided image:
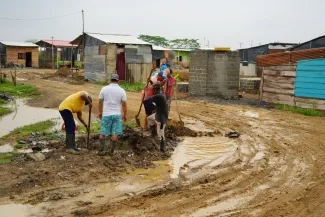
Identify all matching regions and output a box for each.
[239,78,261,90]
[189,50,240,99]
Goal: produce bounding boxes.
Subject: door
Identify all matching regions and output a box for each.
[25,52,32,67]
[116,52,126,80]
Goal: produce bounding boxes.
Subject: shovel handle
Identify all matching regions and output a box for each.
[87,106,92,149]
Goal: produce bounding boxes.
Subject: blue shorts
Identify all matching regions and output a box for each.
[100,115,123,136]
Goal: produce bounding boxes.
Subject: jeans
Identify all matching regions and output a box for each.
[59,109,75,134]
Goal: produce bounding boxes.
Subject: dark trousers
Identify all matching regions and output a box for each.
[59,109,75,134]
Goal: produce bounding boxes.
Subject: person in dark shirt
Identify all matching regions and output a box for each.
[147,84,168,152]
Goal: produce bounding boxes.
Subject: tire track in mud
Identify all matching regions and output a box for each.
[91,100,325,217]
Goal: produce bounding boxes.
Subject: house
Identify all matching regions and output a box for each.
[0,41,39,68]
[290,35,325,51]
[36,40,77,68]
[70,32,152,83]
[152,46,173,69]
[173,48,191,68]
[239,42,297,77]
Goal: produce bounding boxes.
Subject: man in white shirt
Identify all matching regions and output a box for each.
[98,74,127,155]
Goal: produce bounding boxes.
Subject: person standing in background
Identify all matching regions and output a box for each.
[165,69,176,116]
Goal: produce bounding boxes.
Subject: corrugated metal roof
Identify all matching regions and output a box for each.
[172,48,192,51]
[87,33,151,45]
[39,40,76,47]
[152,46,171,51]
[0,41,38,47]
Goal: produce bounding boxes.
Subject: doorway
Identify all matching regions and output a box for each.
[116,52,126,81]
[25,52,32,67]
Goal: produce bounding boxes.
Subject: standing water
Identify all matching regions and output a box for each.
[0,100,61,137]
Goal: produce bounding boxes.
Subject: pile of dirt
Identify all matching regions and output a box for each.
[0,125,199,202]
[55,66,70,77]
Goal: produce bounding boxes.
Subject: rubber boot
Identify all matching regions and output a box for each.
[66,133,79,154]
[110,141,116,155]
[160,137,166,152]
[98,138,106,156]
[150,126,157,137]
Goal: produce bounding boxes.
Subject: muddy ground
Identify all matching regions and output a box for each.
[1,69,325,217]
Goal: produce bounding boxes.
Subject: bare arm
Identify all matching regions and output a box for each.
[77,111,87,127]
[122,101,127,121]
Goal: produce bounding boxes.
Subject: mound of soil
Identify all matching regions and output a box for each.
[0,124,198,203]
[55,66,70,77]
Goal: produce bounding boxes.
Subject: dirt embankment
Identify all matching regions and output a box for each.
[0,125,198,206]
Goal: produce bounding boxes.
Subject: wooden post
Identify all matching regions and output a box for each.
[259,68,264,101]
[51,37,54,69]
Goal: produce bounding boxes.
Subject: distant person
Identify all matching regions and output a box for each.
[147,84,168,152]
[160,59,169,71]
[165,69,177,116]
[59,91,93,153]
[98,74,127,155]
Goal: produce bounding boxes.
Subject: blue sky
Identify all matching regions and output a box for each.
[0,0,324,49]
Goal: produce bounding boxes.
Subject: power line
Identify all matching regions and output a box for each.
[0,11,81,21]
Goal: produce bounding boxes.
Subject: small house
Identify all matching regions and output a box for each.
[0,41,39,68]
[173,48,191,68]
[152,46,174,69]
[36,40,77,68]
[71,33,152,83]
[239,42,297,77]
[290,35,325,51]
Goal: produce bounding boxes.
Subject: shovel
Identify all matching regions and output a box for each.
[87,106,92,149]
[173,90,184,127]
[135,69,155,127]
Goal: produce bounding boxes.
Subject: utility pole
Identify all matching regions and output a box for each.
[203,37,206,48]
[239,42,243,49]
[51,37,54,69]
[207,40,210,48]
[82,9,85,33]
[251,40,253,47]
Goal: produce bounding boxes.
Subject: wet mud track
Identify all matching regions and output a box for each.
[3,75,325,217]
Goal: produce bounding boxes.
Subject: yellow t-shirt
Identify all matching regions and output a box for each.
[58,91,87,113]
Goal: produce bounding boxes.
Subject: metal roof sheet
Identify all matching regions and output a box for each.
[87,33,151,45]
[152,45,171,51]
[0,41,38,47]
[40,40,76,47]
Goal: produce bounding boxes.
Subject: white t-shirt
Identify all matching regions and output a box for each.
[99,84,127,116]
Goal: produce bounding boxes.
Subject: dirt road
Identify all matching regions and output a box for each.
[4,72,325,216]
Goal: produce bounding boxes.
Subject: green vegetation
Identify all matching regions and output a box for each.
[119,82,144,92]
[124,120,136,128]
[0,153,21,164]
[0,107,12,117]
[2,120,55,140]
[94,81,144,92]
[275,104,323,117]
[174,74,182,82]
[13,143,24,149]
[0,99,8,105]
[0,80,38,97]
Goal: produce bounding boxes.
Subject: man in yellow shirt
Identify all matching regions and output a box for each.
[59,91,93,152]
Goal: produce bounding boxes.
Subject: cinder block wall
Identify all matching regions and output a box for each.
[189,50,240,99]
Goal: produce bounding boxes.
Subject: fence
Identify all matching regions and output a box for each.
[257,48,325,67]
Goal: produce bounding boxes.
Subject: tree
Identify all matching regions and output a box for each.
[25,39,38,43]
[169,38,200,49]
[138,35,169,47]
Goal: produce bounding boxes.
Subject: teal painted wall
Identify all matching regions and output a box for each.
[295,58,325,99]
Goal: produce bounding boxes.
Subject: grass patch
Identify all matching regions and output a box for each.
[13,143,24,149]
[119,82,144,92]
[0,153,21,164]
[0,107,12,117]
[0,99,8,105]
[1,120,55,140]
[124,120,136,128]
[275,104,323,117]
[94,80,144,92]
[0,80,38,97]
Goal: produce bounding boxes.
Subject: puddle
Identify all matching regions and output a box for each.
[183,118,215,132]
[0,100,61,137]
[170,137,236,178]
[0,204,35,217]
[187,196,253,217]
[238,111,259,118]
[0,144,14,153]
